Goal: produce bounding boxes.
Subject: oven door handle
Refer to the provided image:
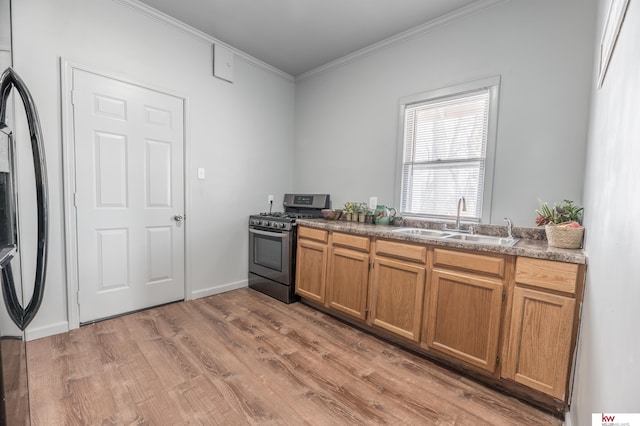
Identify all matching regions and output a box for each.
[249,228,287,238]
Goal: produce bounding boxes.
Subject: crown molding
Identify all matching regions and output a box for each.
[111,0,295,82]
[296,0,511,81]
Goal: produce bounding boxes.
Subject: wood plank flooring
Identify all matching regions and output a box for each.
[27,288,563,425]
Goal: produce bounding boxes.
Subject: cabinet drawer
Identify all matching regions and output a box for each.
[433,248,505,278]
[332,232,370,252]
[298,227,328,243]
[515,257,578,294]
[375,239,427,264]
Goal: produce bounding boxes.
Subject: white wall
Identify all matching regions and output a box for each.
[569,0,640,423]
[0,0,9,63]
[11,0,295,339]
[294,0,597,226]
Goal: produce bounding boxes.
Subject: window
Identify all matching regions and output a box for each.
[396,77,500,223]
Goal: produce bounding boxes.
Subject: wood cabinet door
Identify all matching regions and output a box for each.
[295,238,328,303]
[425,269,503,372]
[327,247,370,320]
[369,257,426,341]
[503,286,576,399]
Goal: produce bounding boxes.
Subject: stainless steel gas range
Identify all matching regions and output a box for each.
[248,194,330,303]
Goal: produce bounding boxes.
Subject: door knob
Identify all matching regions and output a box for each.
[173,214,185,222]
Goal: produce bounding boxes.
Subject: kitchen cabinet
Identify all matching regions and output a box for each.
[502,257,582,400]
[424,248,506,372]
[295,227,329,303]
[369,240,427,342]
[326,233,370,320]
[294,223,586,412]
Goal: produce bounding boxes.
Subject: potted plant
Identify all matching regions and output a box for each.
[356,202,368,223]
[535,200,584,248]
[343,202,356,221]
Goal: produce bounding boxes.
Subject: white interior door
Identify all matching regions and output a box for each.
[72,69,185,323]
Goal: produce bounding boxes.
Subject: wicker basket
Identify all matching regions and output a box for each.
[545,224,584,249]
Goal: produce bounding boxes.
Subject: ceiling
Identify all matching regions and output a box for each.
[136,0,486,77]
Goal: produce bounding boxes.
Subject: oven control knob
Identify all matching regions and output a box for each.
[262,220,269,226]
[274,222,284,229]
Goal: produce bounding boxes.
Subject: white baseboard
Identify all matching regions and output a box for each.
[563,410,572,426]
[190,279,248,300]
[21,281,248,341]
[25,321,69,341]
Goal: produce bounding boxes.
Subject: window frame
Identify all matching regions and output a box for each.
[394,76,501,224]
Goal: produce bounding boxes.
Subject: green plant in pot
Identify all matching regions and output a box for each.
[356,202,368,222]
[535,200,584,248]
[343,202,356,221]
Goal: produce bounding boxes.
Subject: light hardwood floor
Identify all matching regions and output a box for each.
[27,288,563,425]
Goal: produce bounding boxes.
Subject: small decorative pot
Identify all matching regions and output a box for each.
[343,212,352,221]
[364,213,374,224]
[545,224,585,249]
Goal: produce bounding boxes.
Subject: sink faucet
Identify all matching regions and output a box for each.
[442,197,473,233]
[504,217,513,239]
[455,197,466,230]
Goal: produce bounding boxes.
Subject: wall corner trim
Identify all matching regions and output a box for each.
[111,0,295,82]
[296,0,511,81]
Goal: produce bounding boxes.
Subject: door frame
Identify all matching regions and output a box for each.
[60,59,192,329]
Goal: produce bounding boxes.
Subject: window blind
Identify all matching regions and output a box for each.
[400,89,491,221]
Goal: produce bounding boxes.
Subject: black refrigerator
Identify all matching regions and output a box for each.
[0,67,49,424]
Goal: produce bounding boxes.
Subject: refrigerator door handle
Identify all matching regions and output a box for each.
[0,67,48,330]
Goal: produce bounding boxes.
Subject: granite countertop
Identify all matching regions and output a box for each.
[296,219,587,265]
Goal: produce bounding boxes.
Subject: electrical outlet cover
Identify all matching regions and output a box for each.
[369,196,378,210]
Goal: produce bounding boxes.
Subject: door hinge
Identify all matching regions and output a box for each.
[71,89,77,105]
[73,192,78,207]
[368,261,372,270]
[502,290,506,301]
[496,356,500,365]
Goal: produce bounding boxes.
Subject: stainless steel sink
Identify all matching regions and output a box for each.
[444,233,519,247]
[391,228,453,238]
[391,227,519,246]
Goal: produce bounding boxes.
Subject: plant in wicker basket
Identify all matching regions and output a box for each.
[535,200,584,248]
